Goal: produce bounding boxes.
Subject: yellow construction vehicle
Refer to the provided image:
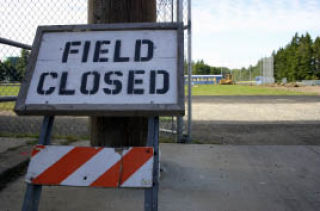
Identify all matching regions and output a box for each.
[220,74,234,85]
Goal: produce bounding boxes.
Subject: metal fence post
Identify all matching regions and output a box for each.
[186,0,192,142]
[176,0,184,143]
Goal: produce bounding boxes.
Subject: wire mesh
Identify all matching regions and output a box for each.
[0,0,189,59]
[0,0,190,141]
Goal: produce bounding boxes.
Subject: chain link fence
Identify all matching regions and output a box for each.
[0,0,191,141]
[232,56,275,85]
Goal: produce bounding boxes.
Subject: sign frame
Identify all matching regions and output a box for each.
[15,23,185,116]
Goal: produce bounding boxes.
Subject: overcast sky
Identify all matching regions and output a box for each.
[192,0,320,69]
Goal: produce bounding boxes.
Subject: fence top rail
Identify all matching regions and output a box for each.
[0,96,17,102]
[0,37,32,50]
[0,81,21,84]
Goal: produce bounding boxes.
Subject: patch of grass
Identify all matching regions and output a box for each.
[189,84,318,96]
[160,116,175,121]
[60,136,80,145]
[7,145,22,151]
[26,140,38,145]
[159,136,176,143]
[159,136,206,144]
[0,84,20,111]
[191,139,206,144]
[190,139,223,144]
[0,132,39,139]
[0,84,20,96]
[0,133,88,145]
[0,102,16,111]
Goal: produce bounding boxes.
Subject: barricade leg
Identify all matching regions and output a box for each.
[22,184,42,211]
[22,116,54,211]
[144,117,159,211]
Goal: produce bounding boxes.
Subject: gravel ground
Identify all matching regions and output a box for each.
[188,96,320,144]
[266,85,320,95]
[0,95,319,145]
[191,96,320,122]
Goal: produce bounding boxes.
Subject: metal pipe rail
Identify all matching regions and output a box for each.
[0,37,32,50]
[0,96,17,102]
[0,37,30,104]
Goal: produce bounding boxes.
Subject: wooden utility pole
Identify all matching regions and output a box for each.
[88,0,156,147]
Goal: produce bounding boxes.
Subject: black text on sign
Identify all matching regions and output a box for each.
[26,30,178,105]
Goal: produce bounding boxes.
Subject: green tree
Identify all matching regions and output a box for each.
[273,33,320,82]
[274,48,289,81]
[287,33,300,81]
[0,49,30,82]
[210,66,220,75]
[0,61,6,81]
[313,37,320,79]
[296,33,313,80]
[193,60,211,75]
[2,59,18,81]
[15,49,30,81]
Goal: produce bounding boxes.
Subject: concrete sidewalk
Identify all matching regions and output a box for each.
[0,137,75,191]
[1,143,320,211]
[0,138,34,190]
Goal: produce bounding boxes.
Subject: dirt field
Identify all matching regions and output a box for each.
[191,95,320,121]
[0,95,319,145]
[188,95,320,145]
[265,85,320,95]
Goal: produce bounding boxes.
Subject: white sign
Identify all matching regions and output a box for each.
[26,30,177,105]
[15,24,184,115]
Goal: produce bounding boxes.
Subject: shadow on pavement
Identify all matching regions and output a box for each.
[1,115,319,145]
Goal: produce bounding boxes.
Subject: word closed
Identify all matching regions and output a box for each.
[25,30,178,105]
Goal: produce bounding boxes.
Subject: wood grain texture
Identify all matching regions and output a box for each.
[89,0,156,147]
[88,0,156,24]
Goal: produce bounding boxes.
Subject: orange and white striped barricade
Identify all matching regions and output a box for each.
[22,116,160,211]
[26,145,154,188]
